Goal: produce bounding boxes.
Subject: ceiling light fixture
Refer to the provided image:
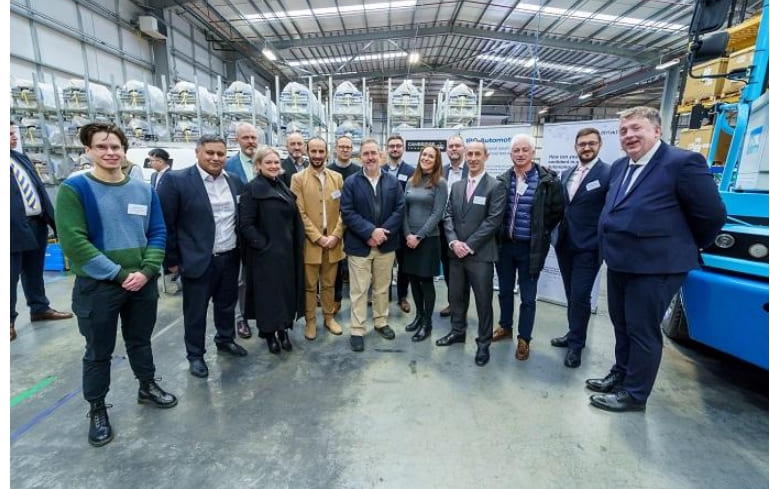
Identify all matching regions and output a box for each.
[578,92,592,100]
[655,58,681,70]
[262,48,277,61]
[538,108,549,114]
[484,90,495,97]
[513,3,685,32]
[287,52,407,67]
[478,55,597,74]
[245,1,417,22]
[408,52,420,64]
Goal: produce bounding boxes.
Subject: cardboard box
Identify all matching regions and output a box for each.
[677,125,732,164]
[682,58,728,104]
[721,47,755,97]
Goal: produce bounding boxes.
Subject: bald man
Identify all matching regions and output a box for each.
[281,132,308,187]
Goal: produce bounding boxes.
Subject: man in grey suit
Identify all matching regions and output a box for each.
[436,141,506,366]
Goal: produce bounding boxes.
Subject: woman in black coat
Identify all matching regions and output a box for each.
[239,147,305,354]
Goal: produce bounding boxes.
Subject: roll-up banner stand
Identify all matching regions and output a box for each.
[537,119,623,312]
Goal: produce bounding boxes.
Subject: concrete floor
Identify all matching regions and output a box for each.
[10,271,768,489]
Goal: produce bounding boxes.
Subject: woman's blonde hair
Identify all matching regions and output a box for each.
[253,146,281,174]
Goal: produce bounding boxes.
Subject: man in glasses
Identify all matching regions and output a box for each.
[550,128,611,368]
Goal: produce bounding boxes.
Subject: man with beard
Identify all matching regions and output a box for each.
[281,132,308,187]
[381,135,414,313]
[224,123,260,338]
[550,128,611,368]
[290,137,345,340]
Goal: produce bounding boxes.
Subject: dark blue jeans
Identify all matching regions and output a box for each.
[495,240,539,342]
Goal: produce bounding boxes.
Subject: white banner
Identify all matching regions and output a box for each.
[537,119,625,312]
[397,124,531,177]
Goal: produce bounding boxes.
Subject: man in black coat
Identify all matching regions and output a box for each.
[280,132,308,187]
[10,121,72,341]
[159,135,248,378]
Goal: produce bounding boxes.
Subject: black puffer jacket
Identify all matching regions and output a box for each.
[496,164,564,275]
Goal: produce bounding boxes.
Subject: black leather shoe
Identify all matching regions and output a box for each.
[375,325,395,340]
[87,400,113,447]
[350,335,364,352]
[216,342,248,357]
[138,380,178,408]
[589,391,646,412]
[189,358,209,378]
[236,319,252,339]
[564,349,582,368]
[474,345,490,366]
[412,325,432,342]
[277,330,292,351]
[435,332,466,346]
[585,371,624,393]
[550,334,569,348]
[405,315,422,332]
[266,335,280,354]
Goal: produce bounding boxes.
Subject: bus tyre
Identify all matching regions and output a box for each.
[661,291,689,341]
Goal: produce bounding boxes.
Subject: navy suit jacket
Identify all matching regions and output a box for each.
[280,156,307,187]
[341,171,405,257]
[598,142,726,274]
[158,164,244,278]
[382,161,415,191]
[11,150,55,252]
[224,153,248,184]
[555,159,611,252]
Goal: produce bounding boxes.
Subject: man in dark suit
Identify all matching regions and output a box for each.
[223,122,260,339]
[280,132,307,187]
[550,128,611,368]
[148,148,172,191]
[437,141,506,366]
[10,121,72,341]
[382,134,415,313]
[341,138,405,352]
[438,135,469,317]
[159,135,248,378]
[588,107,726,412]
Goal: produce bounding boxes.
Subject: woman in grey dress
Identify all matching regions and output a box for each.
[402,145,448,342]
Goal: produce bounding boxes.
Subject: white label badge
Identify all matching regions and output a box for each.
[331,190,342,199]
[472,196,486,205]
[127,203,148,216]
[516,181,528,196]
[397,173,408,181]
[585,180,601,191]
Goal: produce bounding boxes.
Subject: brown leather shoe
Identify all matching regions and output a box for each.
[30,309,73,322]
[491,327,513,342]
[11,323,17,342]
[398,299,411,314]
[439,305,451,317]
[332,301,342,315]
[515,338,530,361]
[323,317,343,335]
[305,319,317,341]
[236,319,252,339]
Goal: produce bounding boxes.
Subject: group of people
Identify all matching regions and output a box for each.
[10,104,726,448]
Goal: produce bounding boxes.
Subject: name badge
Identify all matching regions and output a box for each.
[127,203,147,216]
[331,190,341,200]
[473,196,486,205]
[516,181,528,196]
[236,195,241,204]
[585,180,601,191]
[398,173,408,182]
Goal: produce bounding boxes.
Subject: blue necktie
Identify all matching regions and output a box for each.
[614,164,641,205]
[11,158,39,212]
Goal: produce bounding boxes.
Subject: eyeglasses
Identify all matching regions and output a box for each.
[576,142,600,148]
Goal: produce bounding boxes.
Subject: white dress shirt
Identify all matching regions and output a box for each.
[625,140,661,191]
[197,164,237,253]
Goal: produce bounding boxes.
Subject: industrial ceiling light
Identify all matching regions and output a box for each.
[478,55,597,74]
[408,51,420,64]
[538,108,549,114]
[578,92,592,100]
[655,58,681,70]
[484,90,495,97]
[262,48,277,61]
[287,52,407,67]
[245,1,417,22]
[513,3,685,32]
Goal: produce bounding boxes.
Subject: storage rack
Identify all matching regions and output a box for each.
[328,77,372,157]
[275,76,328,145]
[433,81,482,128]
[220,77,275,146]
[386,78,425,135]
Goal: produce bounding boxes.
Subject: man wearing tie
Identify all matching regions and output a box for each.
[436,141,506,366]
[587,107,726,412]
[159,135,248,378]
[438,135,469,318]
[10,121,72,342]
[148,148,172,190]
[550,128,611,368]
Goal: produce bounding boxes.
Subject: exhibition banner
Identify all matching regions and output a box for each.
[397,124,531,176]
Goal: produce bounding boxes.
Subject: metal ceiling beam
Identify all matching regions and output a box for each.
[269,24,655,63]
[549,67,666,110]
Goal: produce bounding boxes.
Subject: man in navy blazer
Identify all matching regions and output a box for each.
[159,135,248,378]
[382,134,415,313]
[341,138,404,352]
[550,128,611,368]
[222,122,259,339]
[10,122,72,341]
[438,135,469,317]
[587,107,726,412]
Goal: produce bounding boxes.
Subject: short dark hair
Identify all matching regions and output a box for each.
[575,128,601,143]
[79,122,128,149]
[196,134,227,149]
[387,134,404,145]
[307,136,327,149]
[148,148,172,167]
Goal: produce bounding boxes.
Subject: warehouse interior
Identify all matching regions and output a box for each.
[8,0,769,488]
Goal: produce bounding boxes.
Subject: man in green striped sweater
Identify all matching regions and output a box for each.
[56,122,177,447]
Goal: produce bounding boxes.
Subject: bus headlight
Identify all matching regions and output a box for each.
[748,243,768,259]
[714,233,735,248]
